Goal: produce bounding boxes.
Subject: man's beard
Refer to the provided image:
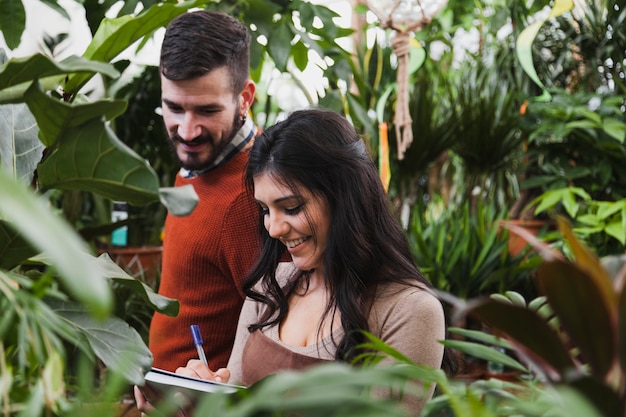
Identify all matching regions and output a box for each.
[166,112,240,172]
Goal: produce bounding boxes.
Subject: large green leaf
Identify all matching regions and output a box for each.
[51,300,153,385]
[267,19,292,72]
[539,260,616,379]
[602,117,626,143]
[0,220,38,269]
[604,220,626,245]
[0,102,43,184]
[0,54,119,103]
[291,41,308,72]
[158,185,198,217]
[0,170,112,318]
[64,0,205,94]
[93,253,179,316]
[36,118,160,205]
[0,0,26,50]
[24,81,126,147]
[515,0,573,101]
[299,1,340,36]
[246,0,282,39]
[440,340,528,373]
[0,54,119,91]
[448,327,513,349]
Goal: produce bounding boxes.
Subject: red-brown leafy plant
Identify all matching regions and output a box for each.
[455,218,626,416]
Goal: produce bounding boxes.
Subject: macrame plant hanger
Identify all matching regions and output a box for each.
[367,0,448,160]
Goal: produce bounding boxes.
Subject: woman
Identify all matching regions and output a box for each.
[138,108,448,415]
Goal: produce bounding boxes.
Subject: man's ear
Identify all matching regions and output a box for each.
[240,80,256,113]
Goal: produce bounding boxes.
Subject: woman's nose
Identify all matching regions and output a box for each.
[266,213,289,239]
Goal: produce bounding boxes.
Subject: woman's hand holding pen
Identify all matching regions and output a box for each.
[175,359,231,383]
[183,324,231,382]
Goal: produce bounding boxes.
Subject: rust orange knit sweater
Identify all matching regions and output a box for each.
[149,150,260,371]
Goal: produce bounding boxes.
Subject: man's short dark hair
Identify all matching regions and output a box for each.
[160,10,251,94]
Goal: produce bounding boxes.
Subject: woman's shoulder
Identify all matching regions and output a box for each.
[372,281,443,319]
[375,280,436,299]
[368,281,446,350]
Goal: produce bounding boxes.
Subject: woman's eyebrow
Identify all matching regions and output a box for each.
[255,195,299,205]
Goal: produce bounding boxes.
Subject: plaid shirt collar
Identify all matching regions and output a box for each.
[180,117,256,179]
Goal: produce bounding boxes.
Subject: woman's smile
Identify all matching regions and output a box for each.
[283,236,309,249]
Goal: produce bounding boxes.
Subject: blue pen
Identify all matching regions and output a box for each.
[190,324,209,367]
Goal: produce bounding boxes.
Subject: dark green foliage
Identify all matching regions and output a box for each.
[409,199,540,300]
[521,91,626,201]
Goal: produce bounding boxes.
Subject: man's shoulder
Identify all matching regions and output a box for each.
[217,148,251,172]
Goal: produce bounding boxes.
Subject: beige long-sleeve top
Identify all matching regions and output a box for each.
[227,262,445,415]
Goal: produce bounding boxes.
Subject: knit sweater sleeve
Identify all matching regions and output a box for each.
[369,284,446,416]
[217,189,261,299]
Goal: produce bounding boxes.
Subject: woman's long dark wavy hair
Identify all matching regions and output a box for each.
[243,108,456,372]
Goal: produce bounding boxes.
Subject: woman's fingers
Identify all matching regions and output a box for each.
[176,359,215,380]
[134,385,157,414]
[135,384,191,417]
[213,368,231,383]
[134,385,148,410]
[175,360,232,384]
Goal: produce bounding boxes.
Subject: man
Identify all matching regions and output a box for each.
[148,10,261,372]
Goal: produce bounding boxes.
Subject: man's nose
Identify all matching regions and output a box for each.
[177,113,201,141]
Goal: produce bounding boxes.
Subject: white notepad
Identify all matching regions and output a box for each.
[142,367,243,401]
